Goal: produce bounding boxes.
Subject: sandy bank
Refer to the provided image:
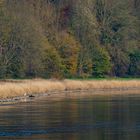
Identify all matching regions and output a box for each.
[0,79,140,103]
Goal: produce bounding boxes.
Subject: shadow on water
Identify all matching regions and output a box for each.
[0,91,140,140]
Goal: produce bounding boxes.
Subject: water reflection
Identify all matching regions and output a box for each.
[0,91,140,140]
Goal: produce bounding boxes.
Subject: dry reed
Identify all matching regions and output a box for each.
[0,79,140,99]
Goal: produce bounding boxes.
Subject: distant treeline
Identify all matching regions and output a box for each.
[0,0,140,78]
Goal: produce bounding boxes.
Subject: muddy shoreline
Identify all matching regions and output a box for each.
[1,87,140,105]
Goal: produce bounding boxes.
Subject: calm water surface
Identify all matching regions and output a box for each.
[0,91,140,140]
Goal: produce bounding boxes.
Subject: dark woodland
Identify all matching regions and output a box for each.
[0,0,140,78]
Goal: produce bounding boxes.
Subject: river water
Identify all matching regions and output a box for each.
[0,91,140,140]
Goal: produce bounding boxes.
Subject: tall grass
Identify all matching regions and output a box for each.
[0,79,140,99]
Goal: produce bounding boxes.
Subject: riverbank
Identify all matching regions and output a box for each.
[0,79,140,104]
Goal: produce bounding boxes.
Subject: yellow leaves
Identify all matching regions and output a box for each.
[56,31,81,76]
[58,31,81,59]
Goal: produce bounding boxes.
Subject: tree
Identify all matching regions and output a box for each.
[95,0,139,76]
[56,32,80,77]
[0,0,139,78]
[43,46,64,78]
[0,0,47,78]
[128,50,140,76]
[92,47,111,77]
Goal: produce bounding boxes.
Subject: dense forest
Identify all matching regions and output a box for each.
[0,0,140,78]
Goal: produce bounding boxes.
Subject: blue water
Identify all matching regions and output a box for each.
[0,92,140,140]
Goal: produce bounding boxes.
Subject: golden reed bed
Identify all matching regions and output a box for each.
[0,79,140,99]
